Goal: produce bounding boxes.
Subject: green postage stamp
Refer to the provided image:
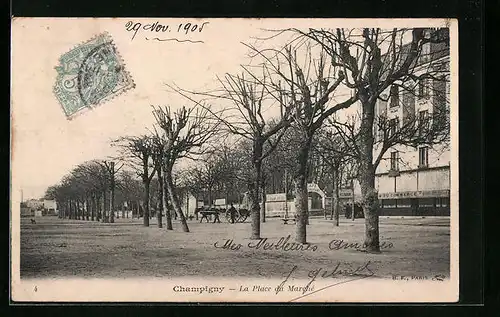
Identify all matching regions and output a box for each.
[53,32,135,118]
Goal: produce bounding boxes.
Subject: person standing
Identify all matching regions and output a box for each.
[229,203,237,224]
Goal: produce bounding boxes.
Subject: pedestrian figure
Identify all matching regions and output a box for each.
[229,203,237,224]
[213,209,221,223]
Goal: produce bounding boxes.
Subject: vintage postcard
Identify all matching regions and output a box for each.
[10,18,459,302]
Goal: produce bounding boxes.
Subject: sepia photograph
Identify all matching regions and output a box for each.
[10,18,458,302]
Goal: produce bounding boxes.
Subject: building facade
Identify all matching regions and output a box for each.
[374,28,450,216]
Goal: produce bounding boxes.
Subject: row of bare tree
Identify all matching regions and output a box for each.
[46,27,450,253]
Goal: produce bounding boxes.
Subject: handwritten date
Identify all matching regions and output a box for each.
[125,20,209,41]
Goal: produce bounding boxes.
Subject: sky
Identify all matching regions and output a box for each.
[11,18,451,200]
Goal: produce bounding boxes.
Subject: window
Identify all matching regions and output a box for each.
[402,91,416,123]
[390,151,399,171]
[420,43,430,63]
[388,118,399,138]
[390,85,399,108]
[377,98,388,141]
[438,197,450,207]
[419,147,429,167]
[397,199,411,208]
[418,110,429,136]
[432,78,447,123]
[418,78,430,99]
[382,199,397,208]
[419,198,434,207]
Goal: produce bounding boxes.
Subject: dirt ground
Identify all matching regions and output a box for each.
[19,215,450,280]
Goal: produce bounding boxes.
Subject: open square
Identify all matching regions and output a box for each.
[21,216,450,280]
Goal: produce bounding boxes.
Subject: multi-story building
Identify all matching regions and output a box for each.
[374,28,451,216]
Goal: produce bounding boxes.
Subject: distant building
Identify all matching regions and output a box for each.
[25,199,44,210]
[21,207,32,217]
[43,199,57,215]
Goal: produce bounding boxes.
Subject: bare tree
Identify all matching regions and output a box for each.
[152,105,219,233]
[170,66,293,239]
[114,135,158,227]
[296,27,450,251]
[314,123,354,226]
[72,160,111,222]
[242,40,358,243]
[149,134,173,229]
[99,160,124,223]
[116,170,142,219]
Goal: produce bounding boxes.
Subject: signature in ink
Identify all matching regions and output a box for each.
[275,261,376,301]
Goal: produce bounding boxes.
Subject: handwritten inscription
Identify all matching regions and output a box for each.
[275,261,376,296]
[214,235,318,252]
[213,236,394,252]
[328,239,394,251]
[125,20,209,41]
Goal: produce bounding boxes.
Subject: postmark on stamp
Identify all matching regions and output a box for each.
[53,32,135,119]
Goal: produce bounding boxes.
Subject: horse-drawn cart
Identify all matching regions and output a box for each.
[224,208,251,223]
[195,206,251,224]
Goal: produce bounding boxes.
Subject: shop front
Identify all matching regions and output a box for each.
[378,190,450,216]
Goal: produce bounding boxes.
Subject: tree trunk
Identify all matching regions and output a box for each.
[165,169,189,232]
[208,188,213,208]
[98,195,103,221]
[143,181,150,227]
[165,195,174,227]
[333,168,340,226]
[76,201,80,220]
[90,194,96,221]
[86,197,90,220]
[358,99,380,252]
[186,193,190,219]
[95,195,100,221]
[294,136,313,244]
[260,180,266,223]
[162,165,173,230]
[351,179,355,221]
[294,175,308,244]
[110,184,115,224]
[359,164,380,252]
[195,195,199,220]
[102,190,108,223]
[157,165,164,228]
[250,159,262,239]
